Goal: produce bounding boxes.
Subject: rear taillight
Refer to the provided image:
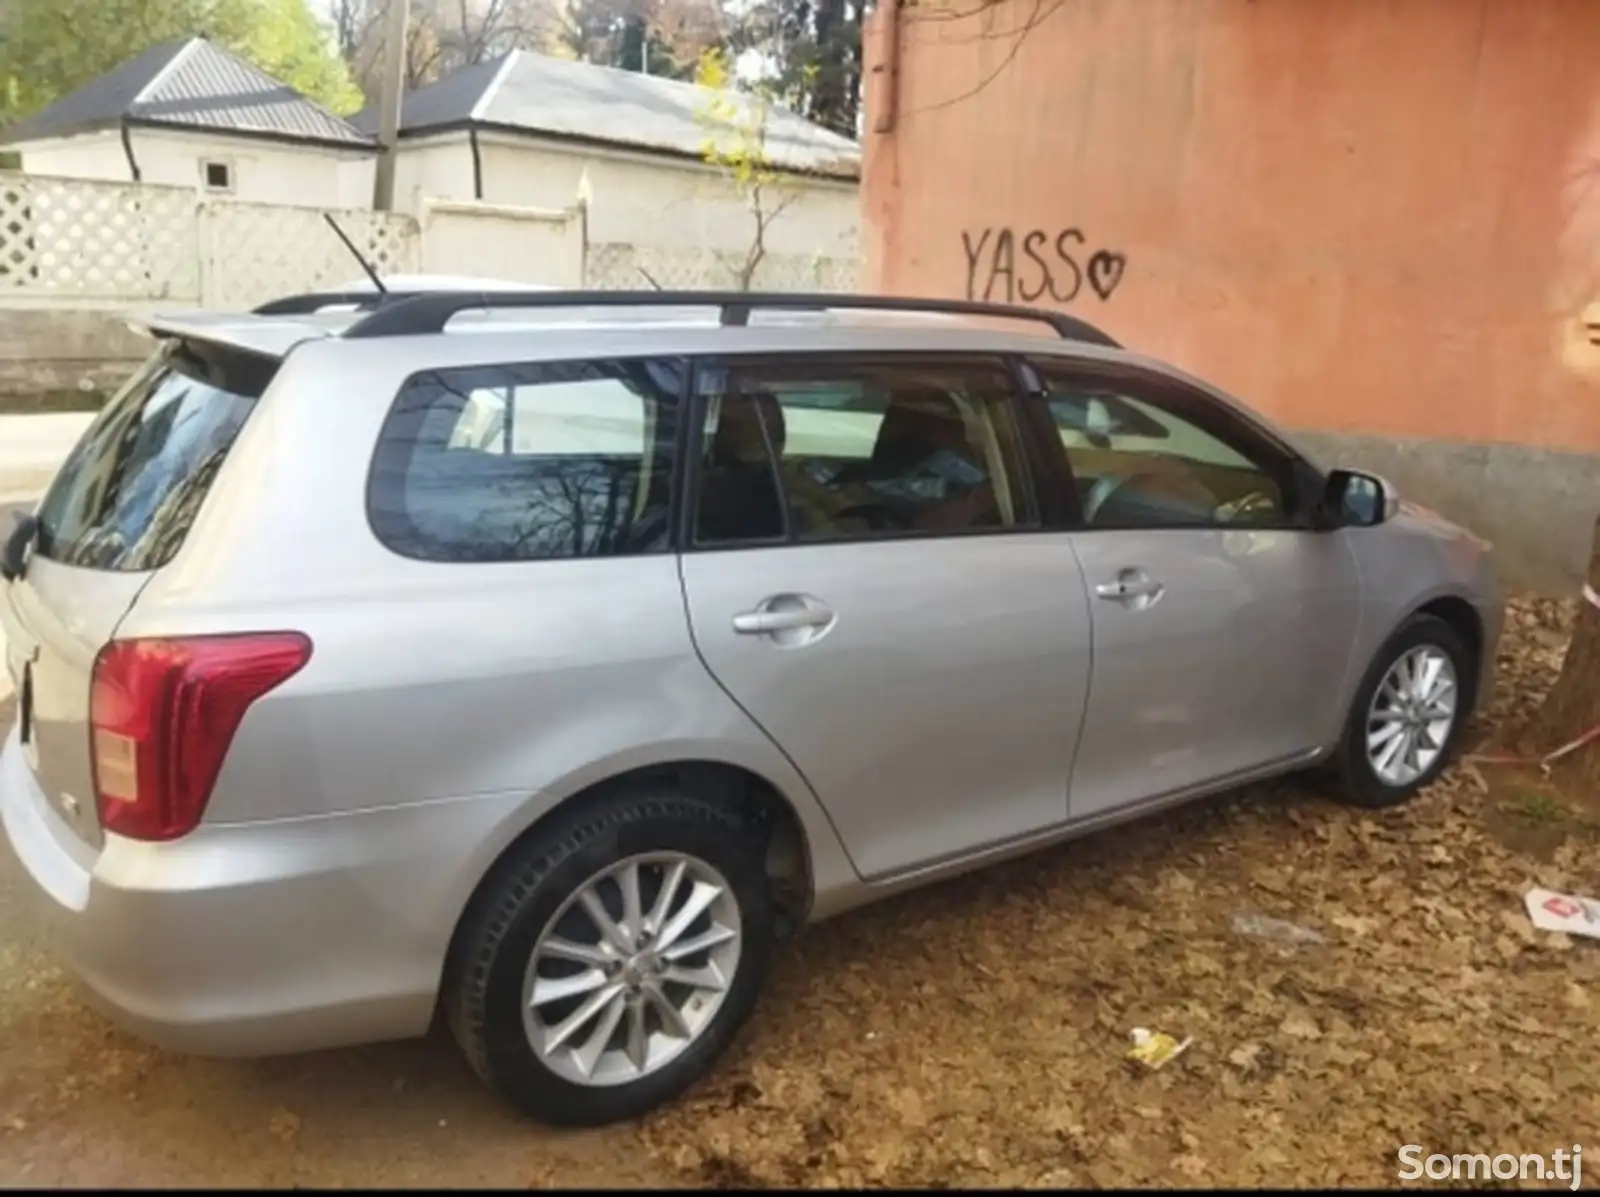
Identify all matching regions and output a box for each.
[90,633,312,842]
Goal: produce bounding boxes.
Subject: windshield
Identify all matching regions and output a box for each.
[33,339,274,572]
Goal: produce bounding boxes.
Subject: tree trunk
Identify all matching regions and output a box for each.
[1528,512,1600,789]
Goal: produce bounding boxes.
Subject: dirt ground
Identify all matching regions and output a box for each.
[2,598,1596,1188]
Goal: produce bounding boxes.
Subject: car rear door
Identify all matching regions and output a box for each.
[1022,358,1363,819]
[1,337,269,846]
[677,352,1094,882]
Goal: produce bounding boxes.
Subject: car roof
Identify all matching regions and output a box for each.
[131,309,1113,363]
[129,289,1097,361]
[124,288,1320,465]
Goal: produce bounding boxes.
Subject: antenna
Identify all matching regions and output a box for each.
[636,266,664,291]
[323,213,387,297]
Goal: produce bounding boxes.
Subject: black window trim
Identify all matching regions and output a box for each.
[364,353,691,566]
[679,350,1049,555]
[1021,356,1323,534]
[1005,354,1083,530]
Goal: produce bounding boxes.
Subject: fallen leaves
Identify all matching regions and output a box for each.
[268,1110,301,1144]
[634,597,1600,1187]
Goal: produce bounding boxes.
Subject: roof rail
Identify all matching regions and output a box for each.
[333,290,1122,347]
[252,291,429,316]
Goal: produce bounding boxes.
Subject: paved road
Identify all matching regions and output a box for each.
[0,414,90,505]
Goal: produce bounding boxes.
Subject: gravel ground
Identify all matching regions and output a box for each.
[2,599,1595,1188]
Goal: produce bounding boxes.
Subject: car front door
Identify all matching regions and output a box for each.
[677,353,1093,881]
[1024,358,1364,819]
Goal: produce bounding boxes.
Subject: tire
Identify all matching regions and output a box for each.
[1327,613,1473,809]
[443,787,775,1126]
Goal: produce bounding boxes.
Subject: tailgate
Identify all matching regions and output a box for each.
[1,334,272,846]
[2,563,147,847]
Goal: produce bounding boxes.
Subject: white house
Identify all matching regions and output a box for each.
[354,50,861,270]
[1,40,860,291]
[0,38,375,208]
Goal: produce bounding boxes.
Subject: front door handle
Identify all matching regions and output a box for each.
[731,593,837,643]
[1094,569,1165,607]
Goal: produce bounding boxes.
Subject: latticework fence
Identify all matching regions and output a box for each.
[0,170,859,308]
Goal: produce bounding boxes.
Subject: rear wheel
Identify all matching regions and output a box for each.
[1328,613,1472,809]
[443,788,774,1126]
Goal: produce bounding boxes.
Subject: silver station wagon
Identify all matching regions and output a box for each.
[0,289,1500,1125]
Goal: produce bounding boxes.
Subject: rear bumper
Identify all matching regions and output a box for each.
[0,724,519,1057]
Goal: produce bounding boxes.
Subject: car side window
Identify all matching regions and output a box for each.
[692,357,1032,546]
[1035,369,1291,529]
[368,357,683,562]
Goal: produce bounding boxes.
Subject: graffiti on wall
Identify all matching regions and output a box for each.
[961,227,1127,305]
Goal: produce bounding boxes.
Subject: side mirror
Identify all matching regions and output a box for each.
[1316,469,1398,530]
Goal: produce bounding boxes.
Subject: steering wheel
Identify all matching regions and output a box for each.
[1215,490,1280,524]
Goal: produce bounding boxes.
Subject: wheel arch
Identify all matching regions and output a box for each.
[1412,593,1483,681]
[432,750,839,1015]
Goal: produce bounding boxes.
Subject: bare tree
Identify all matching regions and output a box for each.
[334,0,721,97]
[340,0,564,93]
[1522,517,1600,792]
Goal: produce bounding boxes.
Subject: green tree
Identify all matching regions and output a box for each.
[693,45,806,290]
[0,0,363,127]
[240,0,366,114]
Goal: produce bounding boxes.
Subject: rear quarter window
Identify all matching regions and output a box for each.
[367,357,685,563]
[33,339,272,571]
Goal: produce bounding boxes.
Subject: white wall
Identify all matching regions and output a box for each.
[395,131,859,261]
[393,137,477,216]
[18,129,375,209]
[419,200,584,286]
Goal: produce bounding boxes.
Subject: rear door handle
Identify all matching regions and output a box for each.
[732,607,833,634]
[1093,579,1163,599]
[731,593,837,640]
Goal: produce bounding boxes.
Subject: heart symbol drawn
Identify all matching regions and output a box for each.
[1087,250,1126,301]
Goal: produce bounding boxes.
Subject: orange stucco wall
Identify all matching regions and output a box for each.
[862,0,1600,455]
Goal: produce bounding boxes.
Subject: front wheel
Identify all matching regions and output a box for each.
[1328,613,1472,809]
[443,789,775,1125]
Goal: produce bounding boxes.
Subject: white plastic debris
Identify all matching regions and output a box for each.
[1231,913,1328,948]
[1525,887,1600,939]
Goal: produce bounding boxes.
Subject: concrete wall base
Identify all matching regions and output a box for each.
[1295,429,1596,597]
[0,308,149,400]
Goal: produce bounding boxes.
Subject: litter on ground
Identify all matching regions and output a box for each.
[1524,887,1600,939]
[1125,1027,1194,1070]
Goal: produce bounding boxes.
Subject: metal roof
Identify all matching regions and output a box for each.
[1,38,372,149]
[353,50,860,180]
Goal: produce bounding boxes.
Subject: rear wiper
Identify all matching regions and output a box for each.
[0,511,38,582]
